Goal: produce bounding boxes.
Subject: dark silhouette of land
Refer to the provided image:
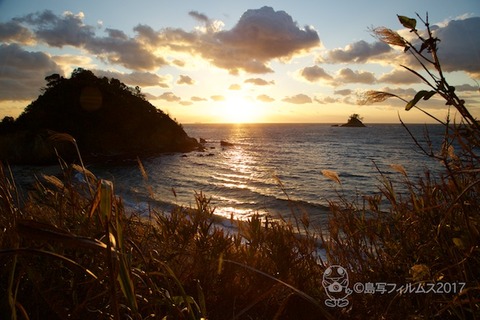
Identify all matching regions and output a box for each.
[0,68,200,164]
[340,113,366,127]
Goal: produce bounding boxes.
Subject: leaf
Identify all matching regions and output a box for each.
[405,90,436,111]
[397,15,417,30]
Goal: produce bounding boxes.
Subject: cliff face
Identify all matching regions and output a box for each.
[0,69,200,164]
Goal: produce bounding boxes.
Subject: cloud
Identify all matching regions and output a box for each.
[94,70,170,87]
[0,43,63,100]
[337,68,376,84]
[16,10,95,47]
[314,96,338,104]
[334,89,352,96]
[300,65,333,82]
[434,17,480,75]
[158,92,181,102]
[257,94,275,102]
[210,95,225,101]
[456,84,479,92]
[13,10,167,71]
[189,11,209,24]
[282,93,312,104]
[321,40,391,63]
[177,75,194,85]
[244,78,274,86]
[191,96,207,102]
[210,6,320,74]
[179,100,193,106]
[378,68,420,84]
[7,7,319,76]
[0,21,35,44]
[229,84,241,90]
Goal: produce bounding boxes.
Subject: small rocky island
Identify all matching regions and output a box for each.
[0,68,200,164]
[340,113,366,127]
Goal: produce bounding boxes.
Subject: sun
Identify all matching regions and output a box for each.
[221,95,261,123]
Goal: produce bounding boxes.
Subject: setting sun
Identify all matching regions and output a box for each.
[221,95,262,123]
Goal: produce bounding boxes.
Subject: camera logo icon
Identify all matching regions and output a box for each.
[322,265,352,307]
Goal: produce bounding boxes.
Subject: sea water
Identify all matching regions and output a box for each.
[88,123,445,227]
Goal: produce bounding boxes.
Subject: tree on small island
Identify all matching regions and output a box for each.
[0,68,200,164]
[341,113,366,127]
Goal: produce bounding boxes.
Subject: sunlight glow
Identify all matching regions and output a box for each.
[221,94,262,123]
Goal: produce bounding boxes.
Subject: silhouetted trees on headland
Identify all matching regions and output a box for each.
[0,68,199,164]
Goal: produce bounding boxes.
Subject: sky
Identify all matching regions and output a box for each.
[0,0,479,124]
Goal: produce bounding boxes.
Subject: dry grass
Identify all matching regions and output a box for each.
[0,162,333,320]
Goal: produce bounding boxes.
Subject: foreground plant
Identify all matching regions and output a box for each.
[324,13,480,319]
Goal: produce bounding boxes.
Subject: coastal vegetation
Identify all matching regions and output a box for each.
[340,113,366,127]
[0,68,200,164]
[0,14,479,319]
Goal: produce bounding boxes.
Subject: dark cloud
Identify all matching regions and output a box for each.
[177,75,194,85]
[158,92,181,102]
[282,93,312,104]
[434,17,480,75]
[191,96,207,102]
[257,94,275,102]
[244,78,274,86]
[337,68,376,84]
[300,65,332,82]
[0,21,34,44]
[0,43,62,100]
[322,40,391,64]
[16,10,95,47]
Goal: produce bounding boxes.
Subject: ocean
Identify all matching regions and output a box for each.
[12,123,446,228]
[91,123,445,226]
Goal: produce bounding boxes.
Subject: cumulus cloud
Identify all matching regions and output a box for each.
[209,6,320,74]
[0,21,34,44]
[12,10,166,71]
[0,43,63,100]
[158,92,181,102]
[244,78,274,86]
[16,10,95,47]
[300,65,333,82]
[434,17,480,75]
[177,75,194,85]
[257,94,275,102]
[282,93,312,104]
[337,68,376,84]
[321,40,391,64]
